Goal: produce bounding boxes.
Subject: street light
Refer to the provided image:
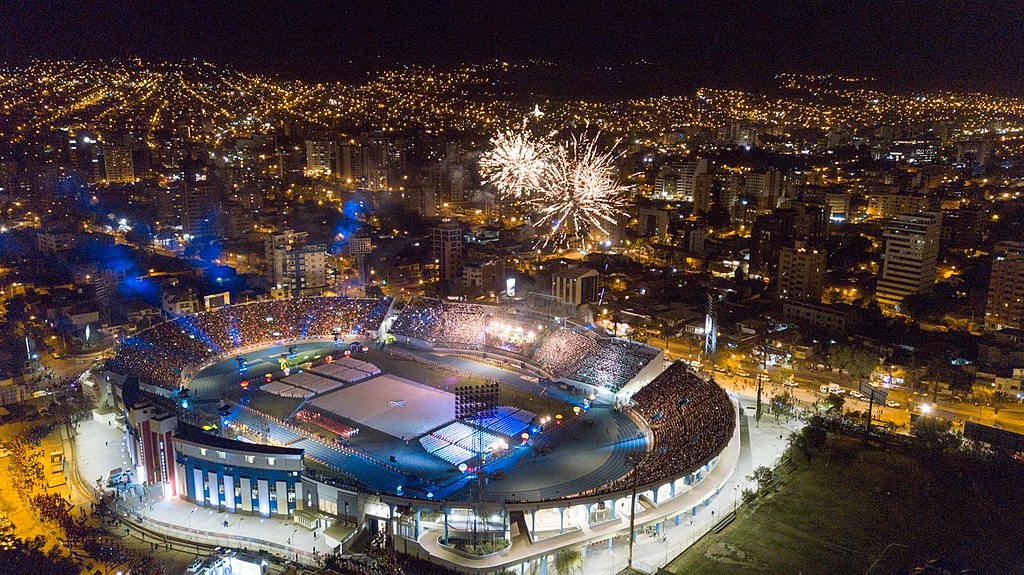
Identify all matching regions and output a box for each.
[237,516,244,538]
[188,508,197,531]
[288,528,298,546]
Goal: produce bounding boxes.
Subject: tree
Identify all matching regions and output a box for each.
[705,204,732,230]
[992,391,1010,415]
[771,389,795,420]
[828,345,877,380]
[787,415,829,461]
[802,415,829,451]
[50,385,92,439]
[741,487,758,504]
[910,416,962,453]
[770,368,794,386]
[902,293,946,323]
[124,223,156,248]
[554,547,584,574]
[748,465,776,493]
[824,392,845,413]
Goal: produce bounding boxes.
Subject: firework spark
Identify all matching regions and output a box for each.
[534,134,628,247]
[478,129,551,200]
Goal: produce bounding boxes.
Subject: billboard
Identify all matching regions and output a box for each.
[859,381,888,403]
[204,291,231,310]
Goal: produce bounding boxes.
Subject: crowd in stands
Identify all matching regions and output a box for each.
[532,328,655,390]
[577,338,661,390]
[390,300,659,392]
[321,542,460,575]
[389,298,488,347]
[532,328,596,375]
[108,297,392,388]
[609,363,734,491]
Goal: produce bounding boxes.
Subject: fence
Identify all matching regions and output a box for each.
[110,501,321,565]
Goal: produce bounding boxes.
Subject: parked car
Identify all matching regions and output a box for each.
[885,400,901,408]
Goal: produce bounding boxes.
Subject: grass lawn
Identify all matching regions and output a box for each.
[667,435,1024,575]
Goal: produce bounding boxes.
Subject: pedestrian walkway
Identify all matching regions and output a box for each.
[73,418,324,564]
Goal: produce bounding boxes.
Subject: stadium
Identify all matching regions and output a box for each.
[98,296,739,574]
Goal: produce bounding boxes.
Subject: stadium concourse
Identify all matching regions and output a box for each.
[91,296,743,574]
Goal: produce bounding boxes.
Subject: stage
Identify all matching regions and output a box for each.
[309,374,457,440]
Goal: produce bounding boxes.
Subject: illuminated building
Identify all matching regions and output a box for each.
[551,267,600,305]
[174,425,304,517]
[304,139,337,178]
[776,241,825,301]
[97,145,135,184]
[985,241,1024,331]
[431,220,463,281]
[876,212,941,314]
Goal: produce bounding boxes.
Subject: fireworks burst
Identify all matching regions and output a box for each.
[478,129,552,200]
[533,134,629,247]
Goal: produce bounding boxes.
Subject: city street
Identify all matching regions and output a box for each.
[659,336,1024,434]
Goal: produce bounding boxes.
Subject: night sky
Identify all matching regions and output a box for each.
[3,1,1024,96]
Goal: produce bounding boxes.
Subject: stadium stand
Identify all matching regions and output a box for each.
[108,297,392,388]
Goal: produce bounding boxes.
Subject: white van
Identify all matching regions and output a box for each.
[819,384,844,395]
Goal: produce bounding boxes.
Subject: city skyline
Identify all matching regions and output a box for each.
[3,2,1024,97]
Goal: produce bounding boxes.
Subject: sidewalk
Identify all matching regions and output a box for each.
[561,395,797,575]
[74,418,323,563]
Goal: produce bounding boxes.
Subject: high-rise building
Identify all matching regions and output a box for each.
[264,229,309,279]
[749,205,827,280]
[876,212,942,313]
[781,199,829,242]
[867,193,934,219]
[985,241,1024,331]
[305,140,337,178]
[637,207,670,240]
[463,257,505,292]
[940,208,987,250]
[655,159,707,201]
[180,181,224,238]
[403,183,438,217]
[791,186,851,223]
[675,159,708,201]
[265,229,328,297]
[693,173,715,214]
[744,168,782,209]
[274,245,328,297]
[97,145,135,184]
[776,241,826,301]
[653,176,680,199]
[678,220,708,255]
[431,221,463,281]
[552,267,600,306]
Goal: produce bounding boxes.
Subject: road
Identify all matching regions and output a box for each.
[657,336,1024,434]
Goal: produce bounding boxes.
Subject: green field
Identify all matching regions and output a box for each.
[667,435,1024,575]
